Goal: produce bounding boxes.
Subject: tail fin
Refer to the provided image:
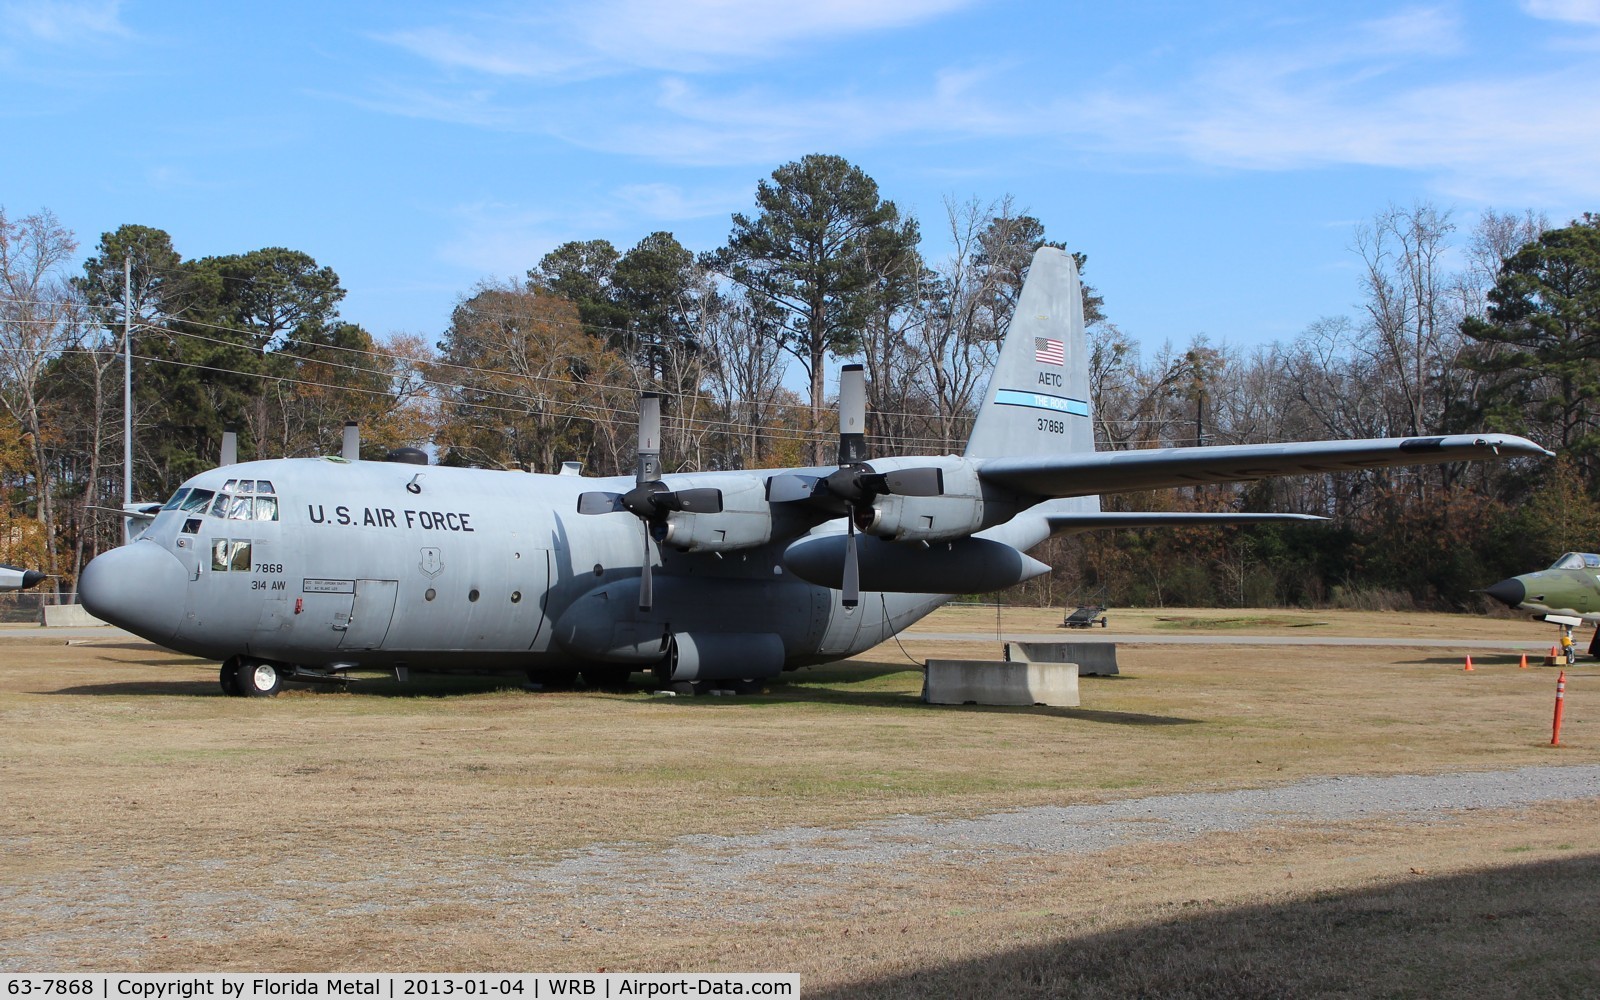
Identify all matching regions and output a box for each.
[964,246,1094,461]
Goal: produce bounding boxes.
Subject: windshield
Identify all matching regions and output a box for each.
[1549,552,1600,570]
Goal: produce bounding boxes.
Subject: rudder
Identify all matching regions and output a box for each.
[964,246,1094,460]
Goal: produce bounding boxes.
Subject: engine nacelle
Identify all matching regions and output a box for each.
[859,459,985,542]
[784,533,1050,594]
[662,475,774,553]
[658,632,786,683]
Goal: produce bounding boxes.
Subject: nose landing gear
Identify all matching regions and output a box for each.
[220,656,285,697]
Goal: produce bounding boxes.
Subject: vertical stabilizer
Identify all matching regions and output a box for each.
[964,247,1094,461]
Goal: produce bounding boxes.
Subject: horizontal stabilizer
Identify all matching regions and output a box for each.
[979,434,1550,500]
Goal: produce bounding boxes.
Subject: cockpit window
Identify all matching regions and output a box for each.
[180,489,214,513]
[210,538,252,571]
[200,484,279,521]
[1549,552,1600,570]
[256,480,275,494]
[162,488,191,511]
[223,480,237,492]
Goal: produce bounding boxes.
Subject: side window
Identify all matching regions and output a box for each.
[211,538,231,571]
[228,496,254,520]
[254,496,279,521]
[229,540,252,572]
[210,493,231,518]
[182,519,202,535]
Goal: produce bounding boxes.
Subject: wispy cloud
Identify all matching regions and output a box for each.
[1521,0,1600,26]
[1059,8,1600,204]
[378,0,976,80]
[363,4,1600,208]
[2,0,128,43]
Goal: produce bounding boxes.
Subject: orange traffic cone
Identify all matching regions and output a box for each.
[1464,655,1474,672]
[1520,654,1529,670]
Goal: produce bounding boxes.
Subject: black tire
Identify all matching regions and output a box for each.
[219,657,244,697]
[239,660,283,698]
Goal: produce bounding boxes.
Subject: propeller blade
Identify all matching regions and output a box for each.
[768,474,821,503]
[882,467,944,497]
[637,393,662,486]
[659,487,723,514]
[838,364,867,466]
[576,491,626,515]
[842,505,860,608]
[638,520,654,611]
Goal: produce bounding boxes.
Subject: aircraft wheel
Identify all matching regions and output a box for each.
[219,657,244,697]
[239,659,284,698]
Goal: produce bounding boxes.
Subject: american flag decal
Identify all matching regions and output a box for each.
[1035,337,1064,366]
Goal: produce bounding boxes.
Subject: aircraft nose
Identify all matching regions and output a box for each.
[1481,576,1527,608]
[79,541,187,641]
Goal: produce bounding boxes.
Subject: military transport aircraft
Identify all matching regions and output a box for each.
[0,564,46,591]
[1482,553,1600,657]
[77,247,1549,697]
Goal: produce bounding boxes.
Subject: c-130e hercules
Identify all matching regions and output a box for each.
[78,248,1549,697]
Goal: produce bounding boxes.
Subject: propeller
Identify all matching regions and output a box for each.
[769,365,943,608]
[577,393,722,611]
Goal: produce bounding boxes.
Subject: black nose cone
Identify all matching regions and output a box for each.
[1482,577,1527,608]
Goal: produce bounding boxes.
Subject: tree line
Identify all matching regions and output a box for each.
[2,154,1597,609]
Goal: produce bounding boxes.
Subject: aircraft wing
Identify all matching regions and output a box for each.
[1043,511,1325,534]
[977,434,1550,500]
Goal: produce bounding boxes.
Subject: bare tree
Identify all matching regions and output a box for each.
[697,279,789,469]
[1352,203,1457,439]
[0,208,83,579]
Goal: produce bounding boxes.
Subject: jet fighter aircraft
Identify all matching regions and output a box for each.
[78,247,1550,696]
[1482,553,1600,657]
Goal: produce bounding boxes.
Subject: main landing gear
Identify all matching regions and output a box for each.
[220,655,285,698]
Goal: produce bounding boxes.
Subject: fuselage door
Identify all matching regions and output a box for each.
[338,579,400,650]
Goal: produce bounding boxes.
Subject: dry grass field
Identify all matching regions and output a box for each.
[2,606,1597,996]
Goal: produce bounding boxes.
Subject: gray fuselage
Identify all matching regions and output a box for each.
[94,456,949,676]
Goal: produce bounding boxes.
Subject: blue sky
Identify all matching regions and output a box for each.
[4,1,1599,365]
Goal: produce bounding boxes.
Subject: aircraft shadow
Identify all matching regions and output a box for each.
[39,667,1199,723]
[806,853,1600,999]
[42,679,223,697]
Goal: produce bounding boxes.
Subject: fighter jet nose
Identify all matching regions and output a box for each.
[1481,577,1527,608]
[79,541,187,640]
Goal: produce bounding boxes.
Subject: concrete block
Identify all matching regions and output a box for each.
[42,604,107,627]
[923,659,1079,707]
[1009,641,1119,676]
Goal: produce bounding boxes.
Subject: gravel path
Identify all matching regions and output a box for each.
[4,764,1597,965]
[535,764,1600,908]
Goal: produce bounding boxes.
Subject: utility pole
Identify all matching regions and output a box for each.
[123,255,132,545]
